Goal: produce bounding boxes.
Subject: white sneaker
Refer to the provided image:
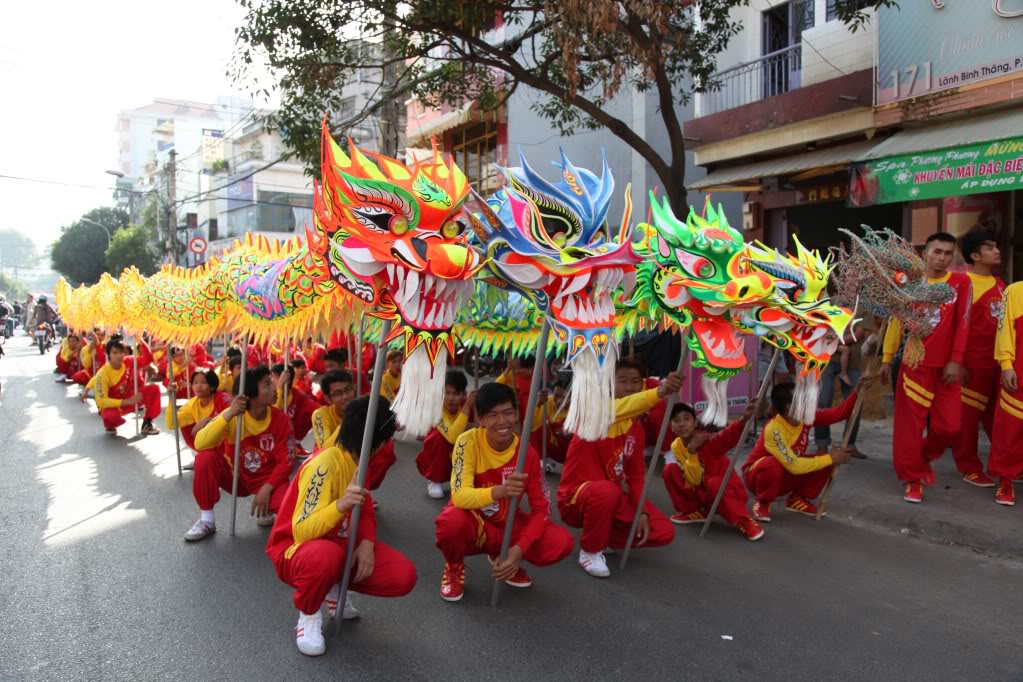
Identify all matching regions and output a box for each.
[579,549,610,578]
[325,585,361,621]
[427,482,445,499]
[295,611,326,656]
[255,513,276,527]
[184,518,215,542]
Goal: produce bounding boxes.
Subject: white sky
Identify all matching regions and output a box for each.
[0,0,273,254]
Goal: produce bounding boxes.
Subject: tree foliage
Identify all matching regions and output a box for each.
[50,207,129,286]
[233,0,896,211]
[0,229,39,269]
[0,272,28,301]
[106,225,160,277]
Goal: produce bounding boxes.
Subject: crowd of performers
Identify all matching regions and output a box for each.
[48,227,1023,657]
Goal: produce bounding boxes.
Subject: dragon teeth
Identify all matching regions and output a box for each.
[396,266,405,288]
[424,302,437,327]
[386,263,395,283]
[423,274,435,298]
[622,270,637,296]
[563,295,577,321]
[434,277,447,300]
[417,297,426,324]
[560,273,589,298]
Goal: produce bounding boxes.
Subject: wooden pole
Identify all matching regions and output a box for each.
[335,318,393,636]
[132,336,140,436]
[816,318,889,520]
[619,338,689,570]
[356,316,364,398]
[699,347,782,537]
[491,321,550,608]
[229,337,248,537]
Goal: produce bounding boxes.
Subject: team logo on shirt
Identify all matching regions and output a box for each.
[990,297,1005,323]
[243,449,262,473]
[260,434,275,452]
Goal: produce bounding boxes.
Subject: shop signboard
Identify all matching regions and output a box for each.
[877,2,1023,106]
[849,137,1023,205]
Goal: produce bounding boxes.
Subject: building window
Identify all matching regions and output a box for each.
[450,121,499,193]
[827,0,872,21]
[256,190,313,233]
[208,218,218,242]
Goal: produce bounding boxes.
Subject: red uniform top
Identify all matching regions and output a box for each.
[640,377,671,452]
[963,272,1006,370]
[197,408,295,492]
[190,343,215,368]
[305,344,327,374]
[557,389,661,513]
[883,271,972,368]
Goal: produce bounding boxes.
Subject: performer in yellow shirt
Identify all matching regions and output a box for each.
[266,395,416,657]
[415,370,474,499]
[310,370,356,450]
[434,382,573,602]
[379,349,403,401]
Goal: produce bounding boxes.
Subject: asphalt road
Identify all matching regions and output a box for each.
[2,339,1021,681]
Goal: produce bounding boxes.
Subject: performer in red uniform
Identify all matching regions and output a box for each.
[303,337,327,375]
[435,382,573,601]
[93,339,161,435]
[951,229,1005,487]
[743,381,857,520]
[881,232,972,503]
[528,376,571,469]
[271,362,319,442]
[557,359,682,578]
[55,333,83,382]
[184,365,295,541]
[267,395,416,656]
[987,281,1023,505]
[415,370,473,499]
[164,368,232,458]
[159,346,200,397]
[663,401,762,539]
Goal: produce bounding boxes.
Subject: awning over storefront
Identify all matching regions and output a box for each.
[855,108,1023,162]
[849,108,1023,206]
[406,103,473,147]
[690,140,878,191]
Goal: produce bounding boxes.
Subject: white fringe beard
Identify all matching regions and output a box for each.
[391,344,447,438]
[699,375,730,428]
[564,344,617,442]
[789,367,820,424]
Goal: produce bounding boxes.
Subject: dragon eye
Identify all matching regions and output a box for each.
[893,271,908,285]
[391,217,410,236]
[441,220,463,239]
[552,232,567,247]
[675,248,716,279]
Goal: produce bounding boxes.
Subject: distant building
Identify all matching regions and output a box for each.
[685,1,1023,279]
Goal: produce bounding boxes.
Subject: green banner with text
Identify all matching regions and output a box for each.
[850,137,1023,206]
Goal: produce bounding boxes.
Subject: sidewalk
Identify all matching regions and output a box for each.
[814,417,1023,560]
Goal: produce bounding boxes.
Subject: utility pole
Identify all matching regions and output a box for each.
[166,149,177,266]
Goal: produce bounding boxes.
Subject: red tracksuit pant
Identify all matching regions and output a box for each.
[434,505,574,565]
[415,430,453,483]
[893,365,962,484]
[953,367,997,476]
[529,429,570,464]
[663,463,749,524]
[366,443,396,491]
[99,384,162,430]
[71,369,92,386]
[557,480,674,553]
[192,449,287,511]
[987,383,1023,482]
[273,538,417,615]
[743,456,833,504]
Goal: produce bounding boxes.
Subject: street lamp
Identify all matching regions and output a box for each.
[105,169,125,178]
[80,218,112,250]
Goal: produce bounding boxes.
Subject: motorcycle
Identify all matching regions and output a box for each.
[35,323,52,354]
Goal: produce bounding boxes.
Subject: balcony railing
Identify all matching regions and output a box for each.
[700,44,802,117]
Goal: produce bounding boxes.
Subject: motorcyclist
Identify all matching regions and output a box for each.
[28,296,58,344]
[0,295,14,338]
